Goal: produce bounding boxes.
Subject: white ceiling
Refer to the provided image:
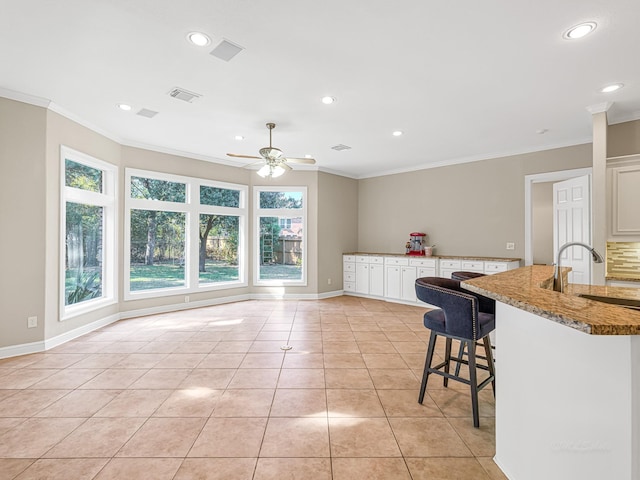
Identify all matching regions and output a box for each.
[1,0,639,178]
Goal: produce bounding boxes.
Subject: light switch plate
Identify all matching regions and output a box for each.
[506,242,515,250]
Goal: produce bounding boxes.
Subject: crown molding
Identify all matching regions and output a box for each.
[586,102,613,115]
[0,86,50,108]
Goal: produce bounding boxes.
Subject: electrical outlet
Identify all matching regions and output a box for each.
[185,296,190,303]
[327,278,332,285]
[506,242,515,250]
[27,316,37,328]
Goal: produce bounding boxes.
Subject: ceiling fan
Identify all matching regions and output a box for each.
[227,122,316,178]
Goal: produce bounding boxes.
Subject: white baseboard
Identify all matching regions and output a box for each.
[0,291,345,360]
[44,314,120,351]
[119,294,252,320]
[0,340,45,359]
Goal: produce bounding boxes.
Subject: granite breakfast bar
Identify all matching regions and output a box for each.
[463,266,640,480]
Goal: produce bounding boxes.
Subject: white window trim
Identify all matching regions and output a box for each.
[253,186,307,287]
[124,168,248,301]
[60,146,118,320]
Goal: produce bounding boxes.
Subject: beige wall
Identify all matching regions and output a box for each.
[532,182,554,265]
[357,144,593,260]
[317,172,358,292]
[608,119,640,157]
[44,110,123,340]
[0,98,47,348]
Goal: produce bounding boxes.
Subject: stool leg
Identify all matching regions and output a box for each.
[468,340,480,428]
[443,337,452,387]
[482,335,496,396]
[419,331,437,404]
[454,341,465,377]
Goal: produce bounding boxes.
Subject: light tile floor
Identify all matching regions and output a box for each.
[0,296,506,479]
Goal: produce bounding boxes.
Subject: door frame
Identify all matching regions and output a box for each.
[524,167,592,266]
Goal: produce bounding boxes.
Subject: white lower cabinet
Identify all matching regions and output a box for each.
[345,254,519,305]
[369,264,385,296]
[439,259,462,279]
[349,255,385,297]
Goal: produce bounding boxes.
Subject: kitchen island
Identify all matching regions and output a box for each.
[463,266,640,480]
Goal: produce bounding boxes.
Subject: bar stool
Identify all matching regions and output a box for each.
[415,277,496,428]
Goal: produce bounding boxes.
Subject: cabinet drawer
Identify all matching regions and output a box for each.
[385,257,409,266]
[439,259,462,269]
[344,262,356,273]
[369,256,384,264]
[344,272,356,282]
[356,255,369,263]
[485,262,507,274]
[461,261,484,271]
[344,281,355,292]
[343,255,356,263]
[410,258,437,267]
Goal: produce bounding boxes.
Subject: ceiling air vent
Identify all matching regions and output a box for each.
[168,87,201,103]
[137,108,158,118]
[210,39,244,62]
[331,144,352,151]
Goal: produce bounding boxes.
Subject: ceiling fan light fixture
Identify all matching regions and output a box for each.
[256,164,286,178]
[257,164,271,178]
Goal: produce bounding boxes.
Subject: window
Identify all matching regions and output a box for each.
[125,169,247,299]
[61,147,117,318]
[254,187,307,285]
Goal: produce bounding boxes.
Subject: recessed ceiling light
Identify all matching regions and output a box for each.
[563,22,597,40]
[117,103,132,111]
[599,83,624,93]
[304,154,312,159]
[392,131,403,137]
[187,32,211,47]
[234,135,244,140]
[321,96,336,105]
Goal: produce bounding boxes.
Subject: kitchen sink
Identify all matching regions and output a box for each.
[578,294,640,311]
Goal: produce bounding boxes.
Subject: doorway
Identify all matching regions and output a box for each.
[524,167,592,266]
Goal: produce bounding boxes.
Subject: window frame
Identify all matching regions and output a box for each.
[124,168,248,300]
[253,186,307,287]
[60,146,118,320]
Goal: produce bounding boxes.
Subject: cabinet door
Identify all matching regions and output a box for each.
[612,164,640,235]
[385,266,401,299]
[401,266,418,302]
[355,263,370,294]
[417,267,436,279]
[369,264,384,297]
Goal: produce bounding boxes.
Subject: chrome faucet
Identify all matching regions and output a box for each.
[553,242,604,292]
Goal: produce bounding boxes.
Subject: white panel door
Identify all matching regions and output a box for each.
[385,266,401,299]
[355,263,370,294]
[553,175,591,285]
[401,266,418,302]
[369,264,384,297]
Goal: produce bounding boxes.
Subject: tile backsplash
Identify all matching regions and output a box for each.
[606,242,640,280]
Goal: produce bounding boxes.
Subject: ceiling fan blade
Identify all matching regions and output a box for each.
[242,160,266,169]
[285,157,316,164]
[280,162,293,171]
[227,153,262,159]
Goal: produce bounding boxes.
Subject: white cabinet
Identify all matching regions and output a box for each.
[401,266,418,302]
[348,255,384,297]
[484,260,520,275]
[439,259,462,279]
[611,163,640,236]
[343,256,356,292]
[369,264,384,296]
[384,257,408,300]
[344,254,519,304]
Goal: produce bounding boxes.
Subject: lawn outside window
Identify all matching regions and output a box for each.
[124,169,247,300]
